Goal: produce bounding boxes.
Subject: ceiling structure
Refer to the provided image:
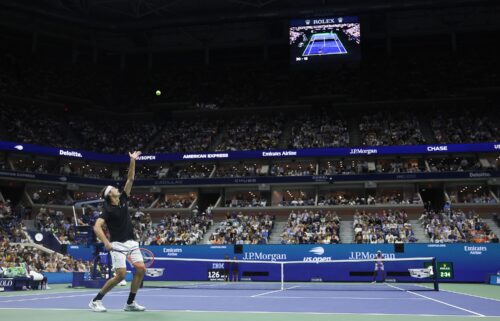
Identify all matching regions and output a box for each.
[0,0,496,53]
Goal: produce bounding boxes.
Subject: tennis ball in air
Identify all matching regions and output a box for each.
[155,90,161,96]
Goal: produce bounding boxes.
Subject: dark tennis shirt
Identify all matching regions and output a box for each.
[99,192,134,242]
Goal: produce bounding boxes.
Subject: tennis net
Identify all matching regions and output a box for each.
[142,256,439,292]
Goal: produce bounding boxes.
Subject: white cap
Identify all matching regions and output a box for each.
[103,185,113,197]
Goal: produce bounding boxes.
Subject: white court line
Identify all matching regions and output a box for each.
[334,38,341,53]
[0,289,99,298]
[385,283,485,317]
[0,307,497,318]
[111,293,426,300]
[250,285,300,297]
[411,283,500,303]
[0,288,159,303]
[306,39,315,56]
[0,293,95,303]
[336,40,347,53]
[251,288,285,297]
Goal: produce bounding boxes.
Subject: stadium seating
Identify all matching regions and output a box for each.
[352,209,418,244]
[281,210,341,244]
[209,213,274,245]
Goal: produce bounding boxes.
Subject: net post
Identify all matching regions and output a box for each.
[280,262,284,291]
[72,206,78,226]
[432,257,439,291]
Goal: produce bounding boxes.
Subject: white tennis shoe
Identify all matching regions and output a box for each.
[124,301,146,312]
[89,299,107,312]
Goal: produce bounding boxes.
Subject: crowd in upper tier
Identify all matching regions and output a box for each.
[1,47,499,155]
[1,102,497,154]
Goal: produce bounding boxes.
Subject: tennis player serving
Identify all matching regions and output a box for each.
[372,250,386,283]
[89,151,146,312]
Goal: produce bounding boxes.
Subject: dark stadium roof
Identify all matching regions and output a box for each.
[0,0,492,28]
[0,0,495,53]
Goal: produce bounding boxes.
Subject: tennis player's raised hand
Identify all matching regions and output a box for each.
[129,151,142,160]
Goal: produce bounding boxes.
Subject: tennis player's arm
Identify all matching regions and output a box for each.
[94,218,112,250]
[124,151,141,196]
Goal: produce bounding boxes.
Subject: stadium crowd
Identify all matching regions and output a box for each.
[209,213,274,244]
[448,190,497,204]
[7,154,496,183]
[289,111,349,148]
[359,111,426,146]
[431,109,499,144]
[317,193,420,206]
[0,241,91,273]
[70,118,160,154]
[152,119,221,153]
[155,195,195,209]
[215,115,284,151]
[352,209,418,243]
[281,210,341,244]
[420,209,499,243]
[215,163,266,177]
[270,163,317,176]
[0,201,29,243]
[225,195,267,208]
[133,213,212,246]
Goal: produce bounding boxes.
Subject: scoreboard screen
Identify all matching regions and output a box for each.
[289,16,361,65]
[425,262,454,279]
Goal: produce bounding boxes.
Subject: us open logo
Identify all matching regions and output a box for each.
[303,247,332,262]
[309,247,325,256]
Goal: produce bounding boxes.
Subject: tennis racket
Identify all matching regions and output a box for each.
[111,246,155,268]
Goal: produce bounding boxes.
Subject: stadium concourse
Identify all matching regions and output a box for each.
[1,0,500,320]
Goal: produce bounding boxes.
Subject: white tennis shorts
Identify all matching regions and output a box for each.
[111,240,143,270]
[374,263,384,271]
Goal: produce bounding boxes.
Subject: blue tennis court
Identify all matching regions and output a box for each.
[0,283,499,321]
[302,32,347,56]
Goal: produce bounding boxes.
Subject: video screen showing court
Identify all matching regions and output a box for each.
[290,16,361,64]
